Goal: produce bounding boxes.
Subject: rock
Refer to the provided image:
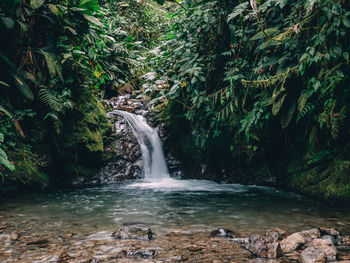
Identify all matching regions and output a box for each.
[112,224,152,240]
[245,234,282,258]
[10,232,20,241]
[301,247,326,263]
[210,228,237,238]
[0,234,11,247]
[338,245,350,251]
[280,233,305,253]
[311,238,337,261]
[298,229,321,242]
[188,245,205,251]
[265,228,288,242]
[122,249,158,258]
[319,227,339,237]
[231,237,249,246]
[342,234,350,245]
[26,239,50,248]
[321,235,336,245]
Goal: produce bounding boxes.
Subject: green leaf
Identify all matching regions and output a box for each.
[281,99,296,129]
[13,74,34,100]
[30,0,45,9]
[272,94,287,116]
[0,17,14,29]
[297,92,310,112]
[41,50,58,78]
[0,81,10,88]
[343,17,350,28]
[48,4,59,15]
[83,14,103,27]
[0,155,15,171]
[0,133,4,143]
[0,105,13,118]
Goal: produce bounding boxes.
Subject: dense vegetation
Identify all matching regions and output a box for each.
[146,0,350,201]
[0,0,168,190]
[1,0,350,202]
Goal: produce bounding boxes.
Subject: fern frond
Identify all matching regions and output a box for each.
[296,102,315,122]
[39,89,63,112]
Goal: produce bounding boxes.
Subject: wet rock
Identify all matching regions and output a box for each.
[26,239,50,247]
[188,245,206,251]
[280,232,305,253]
[265,228,288,242]
[210,228,237,238]
[342,234,350,245]
[231,237,249,246]
[112,224,152,240]
[245,234,282,259]
[298,229,321,242]
[122,249,158,258]
[319,227,339,237]
[338,245,350,251]
[10,232,20,241]
[301,247,326,263]
[311,238,337,261]
[0,234,11,247]
[320,235,336,245]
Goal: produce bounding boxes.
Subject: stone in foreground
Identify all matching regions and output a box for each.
[280,232,305,253]
[112,224,152,240]
[245,234,282,258]
[311,238,337,261]
[301,247,326,263]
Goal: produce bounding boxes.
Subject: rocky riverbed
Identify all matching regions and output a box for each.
[1,214,349,263]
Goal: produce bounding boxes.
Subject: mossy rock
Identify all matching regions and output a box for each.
[288,158,350,202]
[61,98,112,156]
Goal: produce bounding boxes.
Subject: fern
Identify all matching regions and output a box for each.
[39,89,63,112]
[318,111,330,129]
[331,119,340,140]
[296,102,315,122]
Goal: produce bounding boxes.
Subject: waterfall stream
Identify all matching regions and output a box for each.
[115,110,169,181]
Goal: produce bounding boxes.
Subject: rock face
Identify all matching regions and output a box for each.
[245,234,283,258]
[95,95,183,182]
[280,232,305,253]
[95,95,144,182]
[112,224,153,241]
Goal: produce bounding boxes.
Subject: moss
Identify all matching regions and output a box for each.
[62,97,111,156]
[287,158,350,202]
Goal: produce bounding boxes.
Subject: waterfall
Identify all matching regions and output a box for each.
[115,110,169,181]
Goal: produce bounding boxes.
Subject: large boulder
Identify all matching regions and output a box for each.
[245,234,282,258]
[311,239,337,261]
[280,232,305,253]
[298,229,321,243]
[301,247,326,263]
[112,224,152,241]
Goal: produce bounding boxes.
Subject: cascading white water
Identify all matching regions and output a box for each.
[115,109,246,191]
[115,110,169,180]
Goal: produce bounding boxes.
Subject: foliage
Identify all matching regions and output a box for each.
[0,0,168,185]
[147,0,350,163]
